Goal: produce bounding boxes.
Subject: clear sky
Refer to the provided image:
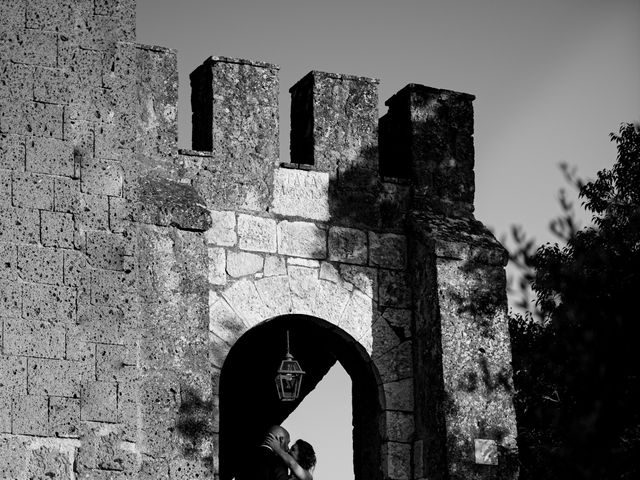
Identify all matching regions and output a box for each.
[136,1,639,478]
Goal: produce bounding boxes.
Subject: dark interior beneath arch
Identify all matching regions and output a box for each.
[219,315,384,480]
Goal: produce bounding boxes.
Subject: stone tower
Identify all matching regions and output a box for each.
[0,1,518,479]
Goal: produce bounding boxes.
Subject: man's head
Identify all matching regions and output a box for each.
[266,425,290,450]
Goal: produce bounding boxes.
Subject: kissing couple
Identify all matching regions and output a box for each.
[234,425,316,480]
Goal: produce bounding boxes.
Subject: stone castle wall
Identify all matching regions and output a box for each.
[1,1,519,479]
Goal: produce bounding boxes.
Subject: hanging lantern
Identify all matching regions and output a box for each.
[275,330,305,402]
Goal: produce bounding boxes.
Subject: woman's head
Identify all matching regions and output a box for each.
[290,439,316,470]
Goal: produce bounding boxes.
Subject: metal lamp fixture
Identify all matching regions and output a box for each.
[275,330,305,402]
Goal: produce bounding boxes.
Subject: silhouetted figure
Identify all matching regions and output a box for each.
[235,425,290,480]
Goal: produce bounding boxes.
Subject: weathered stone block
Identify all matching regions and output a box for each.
[74,303,124,344]
[3,317,66,358]
[170,458,214,480]
[287,257,319,268]
[12,171,54,210]
[24,102,64,138]
[23,283,76,321]
[81,381,117,422]
[90,269,136,307]
[65,329,96,363]
[372,313,403,358]
[209,292,246,345]
[58,44,103,88]
[0,243,17,281]
[80,157,123,196]
[27,444,75,479]
[237,214,277,253]
[63,249,89,287]
[0,60,33,102]
[28,358,92,397]
[339,264,377,299]
[0,169,10,207]
[221,279,270,328]
[3,29,57,66]
[96,344,131,382]
[370,232,406,269]
[271,168,330,221]
[135,177,211,231]
[0,279,22,317]
[382,308,412,340]
[375,341,413,383]
[76,194,110,231]
[383,441,411,480]
[25,0,79,32]
[0,355,27,394]
[277,220,326,259]
[86,231,130,270]
[314,279,351,324]
[41,210,75,248]
[383,378,414,411]
[288,265,319,314]
[0,134,25,170]
[379,269,410,307]
[226,251,263,278]
[11,395,49,436]
[0,436,30,479]
[338,289,374,349]
[263,255,286,277]
[328,226,368,264]
[255,275,292,317]
[49,396,81,438]
[206,210,237,246]
[108,196,128,233]
[208,247,226,286]
[17,244,63,285]
[0,207,39,243]
[53,177,80,213]
[0,395,9,432]
[319,261,341,283]
[33,67,73,104]
[385,411,415,443]
[118,378,139,440]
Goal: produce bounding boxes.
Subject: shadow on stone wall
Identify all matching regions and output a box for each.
[176,388,216,465]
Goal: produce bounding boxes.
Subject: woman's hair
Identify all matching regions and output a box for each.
[294,439,317,470]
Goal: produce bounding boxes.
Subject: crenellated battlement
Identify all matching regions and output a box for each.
[0,2,518,480]
[186,55,478,230]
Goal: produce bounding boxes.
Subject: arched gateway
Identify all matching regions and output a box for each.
[219,314,383,480]
[0,3,519,478]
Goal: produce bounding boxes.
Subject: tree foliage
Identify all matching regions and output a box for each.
[509,123,640,479]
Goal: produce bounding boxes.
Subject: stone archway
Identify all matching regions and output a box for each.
[218,314,384,480]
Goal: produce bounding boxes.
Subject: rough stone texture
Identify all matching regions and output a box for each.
[237,214,277,253]
[370,232,406,269]
[328,226,368,264]
[289,71,382,229]
[0,2,519,478]
[206,211,237,246]
[226,251,263,278]
[271,167,330,221]
[384,85,476,216]
[190,57,279,212]
[208,247,226,286]
[277,220,327,259]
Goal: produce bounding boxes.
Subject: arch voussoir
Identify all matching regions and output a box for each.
[255,274,292,317]
[220,278,271,329]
